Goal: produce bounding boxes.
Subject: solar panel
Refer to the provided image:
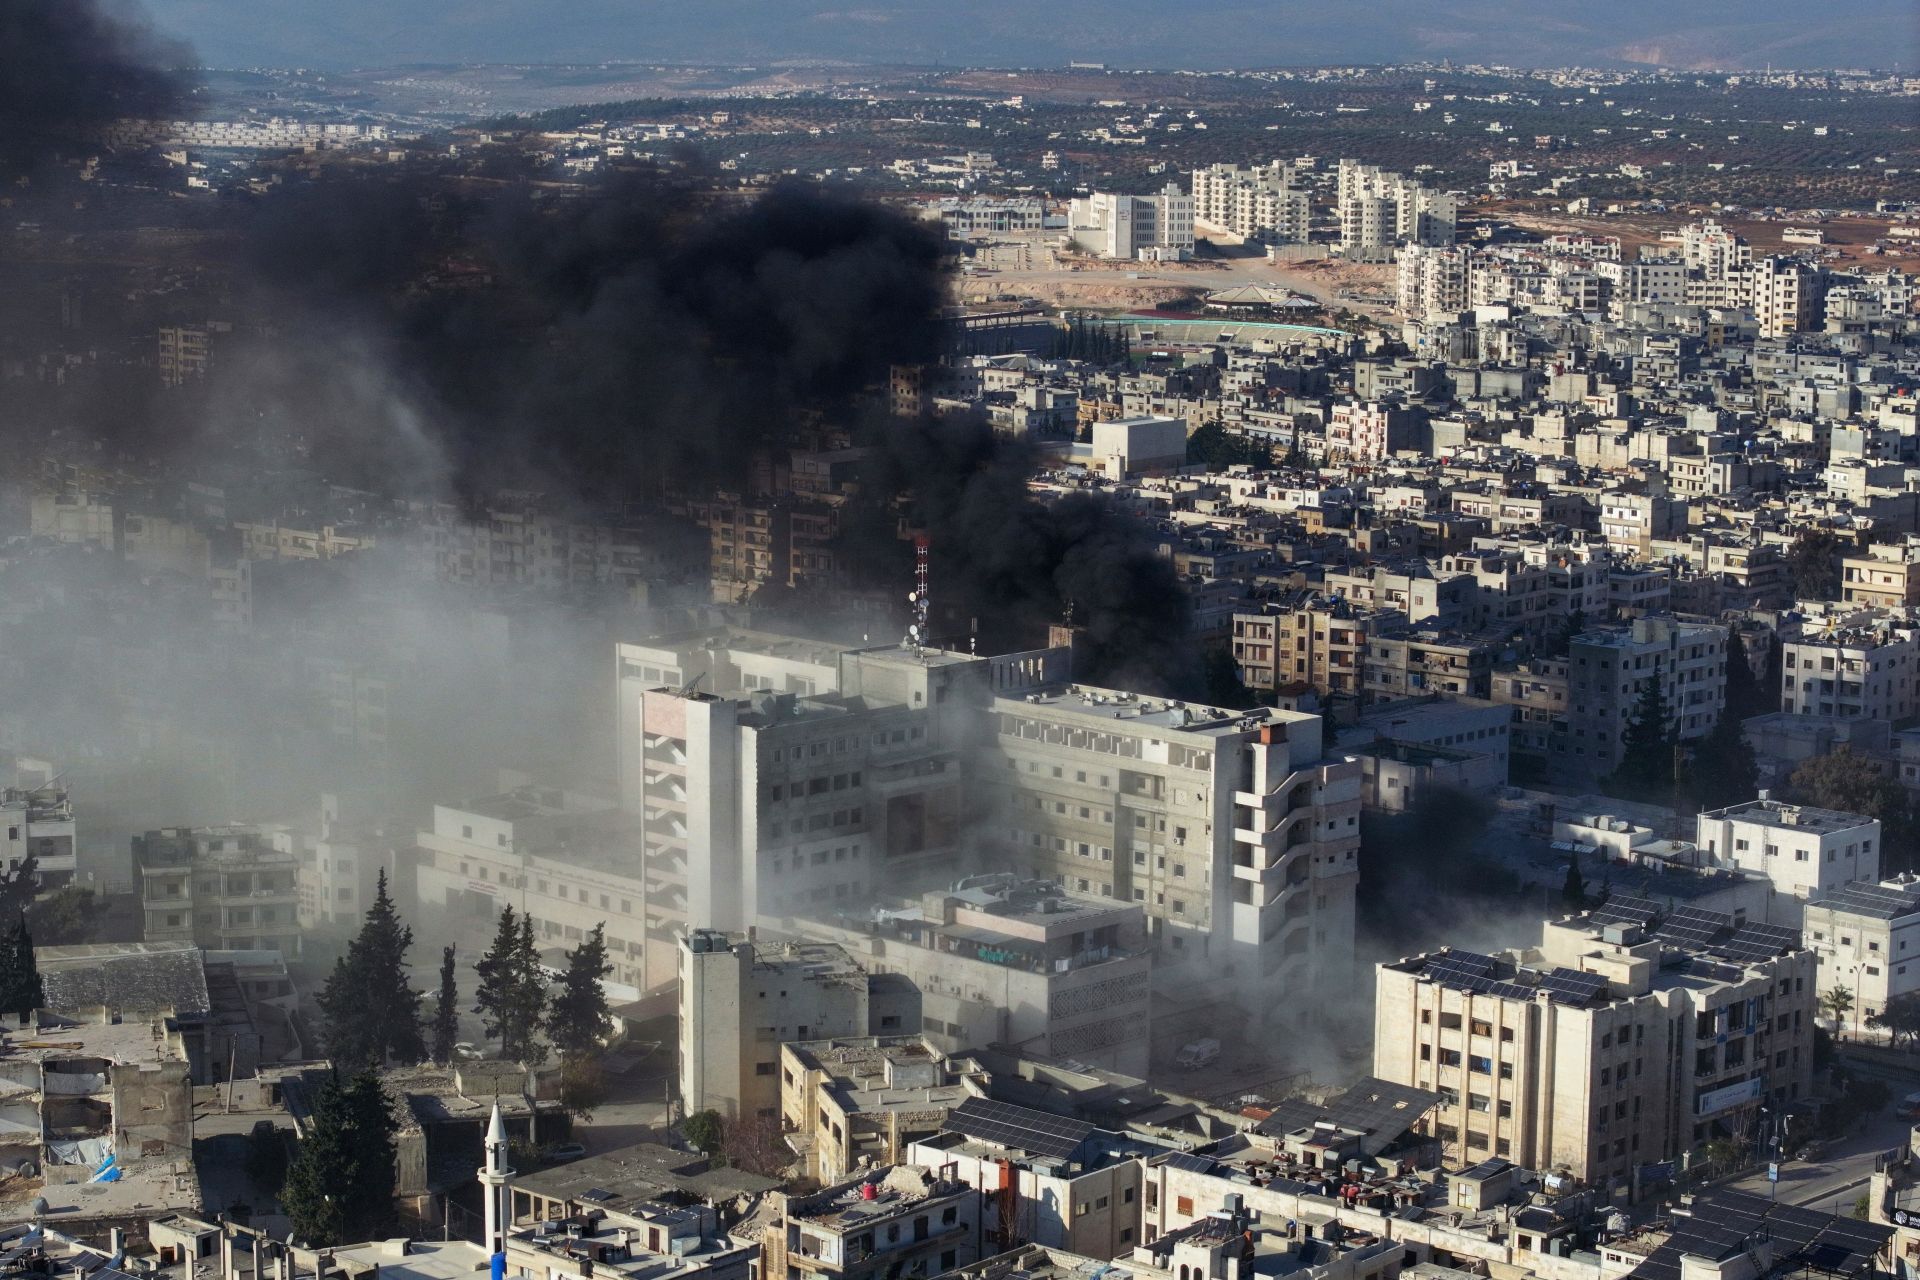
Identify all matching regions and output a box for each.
[1160,1152,1217,1175]
[1655,905,1732,950]
[1539,967,1609,1005]
[1628,1189,1894,1280]
[1588,894,1663,927]
[949,1096,1093,1161]
[1486,981,1538,1001]
[1717,921,1799,963]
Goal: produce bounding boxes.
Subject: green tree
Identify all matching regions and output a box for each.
[1185,422,1272,471]
[1786,748,1916,873]
[1684,711,1760,812]
[1561,849,1587,910]
[546,923,613,1062]
[0,853,37,921]
[1867,991,1920,1045]
[246,1123,289,1197]
[556,1056,607,1122]
[475,906,547,1065]
[26,884,100,945]
[1786,530,1846,601]
[281,1071,398,1246]
[0,913,44,1022]
[1604,678,1678,805]
[316,870,425,1070]
[684,1109,725,1154]
[1699,1137,1747,1177]
[1820,984,1856,1035]
[431,945,460,1065]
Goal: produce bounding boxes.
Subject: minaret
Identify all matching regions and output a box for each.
[479,1102,514,1259]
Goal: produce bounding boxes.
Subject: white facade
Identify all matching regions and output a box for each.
[1803,876,1920,1039]
[1697,799,1880,925]
[1069,186,1195,260]
[1191,162,1310,242]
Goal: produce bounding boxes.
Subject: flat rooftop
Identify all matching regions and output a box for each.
[1702,798,1875,834]
[998,684,1308,737]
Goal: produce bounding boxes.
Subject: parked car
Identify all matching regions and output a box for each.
[541,1142,587,1164]
[1897,1091,1920,1120]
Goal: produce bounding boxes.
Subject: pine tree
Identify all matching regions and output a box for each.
[431,945,460,1065]
[281,1071,397,1246]
[0,913,43,1022]
[475,906,548,1065]
[1605,677,1678,805]
[1685,711,1760,812]
[316,869,425,1070]
[546,924,613,1062]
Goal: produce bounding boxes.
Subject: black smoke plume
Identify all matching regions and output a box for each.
[0,0,193,176]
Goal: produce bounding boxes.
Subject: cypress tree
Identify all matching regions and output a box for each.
[317,869,425,1070]
[0,913,43,1022]
[281,1070,398,1246]
[431,945,460,1065]
[546,924,613,1061]
[475,906,548,1065]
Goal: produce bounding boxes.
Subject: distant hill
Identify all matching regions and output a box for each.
[144,0,1918,75]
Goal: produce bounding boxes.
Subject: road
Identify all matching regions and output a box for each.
[1728,1052,1920,1212]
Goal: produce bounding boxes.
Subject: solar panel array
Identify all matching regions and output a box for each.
[1815,880,1920,918]
[948,1096,1093,1161]
[1654,905,1734,950]
[1588,894,1663,927]
[1627,1189,1893,1280]
[1159,1152,1218,1176]
[1718,921,1800,963]
[1418,950,1506,996]
[1539,967,1610,1006]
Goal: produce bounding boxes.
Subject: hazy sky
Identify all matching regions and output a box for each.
[143,0,1919,74]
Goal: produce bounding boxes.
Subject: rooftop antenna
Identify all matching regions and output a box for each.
[905,534,931,653]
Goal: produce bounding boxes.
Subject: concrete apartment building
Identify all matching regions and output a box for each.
[678,929,921,1120]
[1397,244,1473,320]
[1069,187,1195,261]
[621,627,1360,1016]
[909,1096,1165,1258]
[1233,599,1403,698]
[979,688,1361,1008]
[136,826,303,956]
[1842,545,1920,609]
[1337,161,1456,262]
[1779,613,1920,722]
[756,1164,986,1280]
[412,786,668,994]
[1190,162,1310,243]
[1750,256,1825,338]
[1696,799,1880,926]
[1802,875,1920,1039]
[778,1036,977,1184]
[1374,907,1816,1189]
[1560,616,1729,786]
[2,782,77,888]
[0,1009,195,1226]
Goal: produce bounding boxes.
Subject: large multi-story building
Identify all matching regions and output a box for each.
[1337,161,1456,262]
[412,786,670,993]
[978,688,1361,1009]
[778,1036,974,1184]
[1397,245,1473,320]
[1560,616,1729,785]
[1696,799,1881,926]
[1779,612,1920,722]
[1374,906,1816,1188]
[620,627,1363,1018]
[1190,162,1310,243]
[1069,186,1196,261]
[136,826,303,955]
